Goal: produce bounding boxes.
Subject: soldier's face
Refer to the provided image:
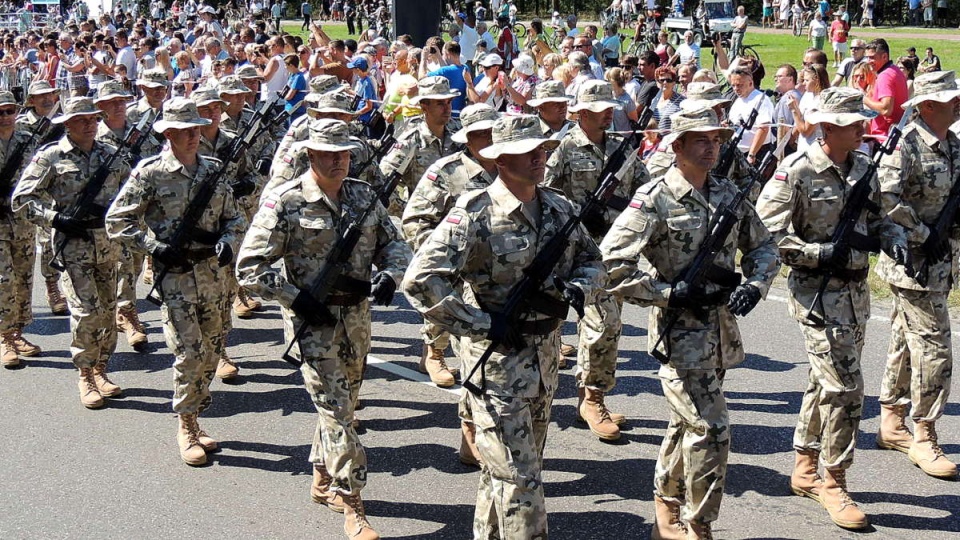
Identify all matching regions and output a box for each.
[924,97,960,123]
[165,126,201,156]
[65,114,100,141]
[537,102,567,125]
[465,128,493,158]
[0,105,17,128]
[31,92,58,116]
[675,131,722,172]
[823,121,865,153]
[420,98,452,125]
[221,93,246,113]
[96,97,129,121]
[143,85,168,106]
[578,108,613,132]
[197,103,223,129]
[308,149,351,182]
[496,145,547,186]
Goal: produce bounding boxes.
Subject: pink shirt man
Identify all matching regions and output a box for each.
[870,62,908,136]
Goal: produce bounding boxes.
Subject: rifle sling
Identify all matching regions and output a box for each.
[522,290,570,320]
[607,194,629,212]
[847,231,881,253]
[703,264,743,289]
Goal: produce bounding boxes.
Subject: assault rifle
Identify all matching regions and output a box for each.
[49,111,154,272]
[217,96,275,197]
[649,150,777,364]
[36,102,64,146]
[914,170,960,286]
[0,112,53,217]
[462,152,640,396]
[348,122,397,198]
[714,97,762,178]
[125,109,159,165]
[803,109,911,324]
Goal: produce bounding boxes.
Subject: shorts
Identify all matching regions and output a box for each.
[763,7,773,16]
[832,41,848,53]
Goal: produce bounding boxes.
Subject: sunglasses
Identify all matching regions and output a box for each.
[658,78,675,83]
[573,44,588,49]
[0,108,17,116]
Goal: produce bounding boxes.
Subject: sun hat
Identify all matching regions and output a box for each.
[153,97,212,132]
[52,97,105,124]
[568,80,621,113]
[527,80,572,108]
[661,106,734,146]
[901,70,960,108]
[295,118,361,152]
[409,76,460,105]
[479,114,561,159]
[806,86,879,126]
[451,103,499,143]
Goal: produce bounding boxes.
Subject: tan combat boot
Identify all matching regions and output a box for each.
[142,256,154,285]
[577,386,626,426]
[312,465,346,512]
[579,387,621,441]
[194,416,218,452]
[877,404,912,454]
[216,351,240,380]
[77,367,104,409]
[233,288,261,318]
[458,421,482,468]
[11,329,41,357]
[92,362,122,397]
[560,341,577,357]
[116,306,148,350]
[820,468,868,529]
[909,421,958,478]
[1,331,20,367]
[177,413,207,466]
[790,449,823,503]
[685,521,713,540]
[45,279,68,316]
[651,495,687,540]
[419,343,455,388]
[337,492,379,540]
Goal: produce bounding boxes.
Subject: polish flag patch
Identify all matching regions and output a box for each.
[774,172,788,182]
[629,200,644,210]
[264,200,275,209]
[427,171,438,181]
[446,215,461,224]
[283,155,294,164]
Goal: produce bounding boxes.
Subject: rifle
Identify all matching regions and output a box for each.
[649,150,777,364]
[280,168,406,367]
[49,113,153,272]
[348,122,396,187]
[36,102,64,146]
[803,108,911,325]
[714,97,762,178]
[905,143,960,287]
[125,109,160,165]
[0,113,52,217]
[217,96,274,196]
[462,151,640,396]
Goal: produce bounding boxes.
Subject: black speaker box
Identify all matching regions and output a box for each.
[392,0,444,46]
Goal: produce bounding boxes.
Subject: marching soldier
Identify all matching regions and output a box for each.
[401,103,500,465]
[528,79,574,138]
[545,80,650,441]
[268,74,343,180]
[601,107,780,539]
[126,68,169,161]
[17,80,67,316]
[219,75,277,179]
[13,97,131,408]
[106,98,246,465]
[94,80,149,351]
[756,87,911,529]
[403,115,606,539]
[237,119,411,540]
[0,92,42,367]
[875,70,960,480]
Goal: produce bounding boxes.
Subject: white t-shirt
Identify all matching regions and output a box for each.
[733,15,748,32]
[116,45,137,80]
[263,54,288,99]
[809,18,827,37]
[728,89,775,152]
[676,42,700,68]
[460,23,479,64]
[475,74,504,110]
[796,92,821,151]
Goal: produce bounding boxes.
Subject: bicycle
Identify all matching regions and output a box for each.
[793,9,813,36]
[710,37,761,73]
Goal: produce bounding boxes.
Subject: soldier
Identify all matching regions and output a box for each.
[268,74,343,180]
[527,79,574,139]
[401,103,499,465]
[647,83,733,180]
[0,92,42,367]
[94,80,149,351]
[13,97,131,408]
[875,70,960,480]
[403,114,606,539]
[219,74,276,179]
[191,87,261,377]
[545,80,650,441]
[237,119,411,540]
[601,107,780,539]
[106,98,245,465]
[126,68,169,162]
[17,80,66,316]
[756,87,911,529]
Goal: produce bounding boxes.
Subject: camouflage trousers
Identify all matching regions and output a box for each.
[465,388,553,540]
[37,226,59,282]
[793,323,865,470]
[116,244,144,310]
[654,365,729,525]
[0,218,37,333]
[61,261,118,369]
[300,337,369,495]
[221,266,239,335]
[879,286,953,422]
[575,292,623,391]
[422,319,453,351]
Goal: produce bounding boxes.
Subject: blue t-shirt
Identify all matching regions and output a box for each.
[818,0,830,15]
[427,64,468,112]
[354,75,377,124]
[285,71,308,118]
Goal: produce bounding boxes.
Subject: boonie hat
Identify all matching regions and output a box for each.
[806,86,879,126]
[190,87,227,107]
[409,76,460,105]
[479,114,561,159]
[527,80,572,108]
[295,118,361,152]
[307,90,355,116]
[568,80,621,113]
[218,75,253,95]
[52,97,105,124]
[27,80,59,96]
[451,103,499,143]
[153,98,213,132]
[137,68,171,88]
[662,106,734,145]
[94,79,133,103]
[901,70,960,108]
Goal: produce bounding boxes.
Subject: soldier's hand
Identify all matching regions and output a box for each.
[580,206,608,238]
[488,312,524,351]
[818,242,850,270]
[669,280,729,309]
[370,272,396,306]
[51,213,90,240]
[291,289,334,326]
[889,243,915,276]
[921,229,950,263]
[553,275,585,319]
[231,177,257,198]
[215,241,233,268]
[727,283,762,317]
[151,242,189,268]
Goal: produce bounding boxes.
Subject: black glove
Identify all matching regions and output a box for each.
[580,205,608,238]
[370,271,396,306]
[230,178,257,198]
[553,275,585,318]
[921,229,950,263]
[889,243,915,276]
[215,241,233,268]
[151,242,189,268]
[52,213,90,240]
[488,311,525,351]
[668,280,730,310]
[818,242,850,270]
[255,158,270,175]
[728,283,762,317]
[291,289,335,326]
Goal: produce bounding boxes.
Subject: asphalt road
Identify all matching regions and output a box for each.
[0,270,957,540]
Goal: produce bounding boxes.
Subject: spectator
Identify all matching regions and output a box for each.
[898,56,917,98]
[922,0,934,27]
[640,116,661,159]
[605,67,639,132]
[731,5,748,59]
[773,64,802,154]
[525,19,551,68]
[349,55,377,133]
[453,11,479,74]
[919,47,941,73]
[495,14,517,66]
[791,64,830,151]
[677,64,695,94]
[860,0,874,27]
[653,32,674,67]
[282,53,307,121]
[539,52,562,80]
[829,12,848,68]
[635,50,660,108]
[565,51,593,99]
[850,61,876,92]
[504,53,538,114]
[904,47,920,67]
[573,35,604,79]
[600,25,621,69]
[808,11,827,51]
[427,41,468,111]
[467,52,505,110]
[728,67,775,165]
[670,30,700,69]
[909,0,922,25]
[651,65,684,132]
[863,38,908,138]
[833,38,866,87]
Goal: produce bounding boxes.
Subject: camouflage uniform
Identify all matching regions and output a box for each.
[875,116,959,425]
[757,141,906,470]
[125,97,164,158]
[601,164,779,525]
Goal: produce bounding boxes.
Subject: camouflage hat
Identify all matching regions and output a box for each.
[153,98,212,132]
[94,79,133,103]
[409,76,460,105]
[680,82,732,111]
[526,80,572,108]
[304,75,346,103]
[452,103,499,143]
[806,87,878,126]
[295,118,361,153]
[236,64,262,80]
[902,70,960,108]
[137,68,171,88]
[0,91,19,109]
[662,107,734,145]
[568,80,621,113]
[52,97,105,124]
[218,75,253,95]
[27,79,59,96]
[190,87,228,107]
[307,90,355,117]
[479,114,561,159]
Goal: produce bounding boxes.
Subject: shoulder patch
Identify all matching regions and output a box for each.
[629,199,644,209]
[283,154,294,164]
[774,171,788,182]
[446,214,461,224]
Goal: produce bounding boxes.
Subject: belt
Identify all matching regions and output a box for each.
[183,247,217,262]
[326,292,367,306]
[796,267,869,283]
[515,317,562,336]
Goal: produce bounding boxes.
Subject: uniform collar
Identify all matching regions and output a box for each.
[808,139,871,180]
[461,151,494,182]
[568,124,604,153]
[914,116,949,151]
[488,177,523,217]
[158,150,211,175]
[663,166,720,209]
[418,120,451,147]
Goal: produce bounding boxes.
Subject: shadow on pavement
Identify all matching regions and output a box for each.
[859,491,960,533]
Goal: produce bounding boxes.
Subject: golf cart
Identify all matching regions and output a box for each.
[662,0,736,46]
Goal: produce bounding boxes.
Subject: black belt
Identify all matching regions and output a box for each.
[326,292,367,306]
[796,267,869,283]
[515,318,562,336]
[190,227,221,245]
[183,247,217,262]
[523,290,570,320]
